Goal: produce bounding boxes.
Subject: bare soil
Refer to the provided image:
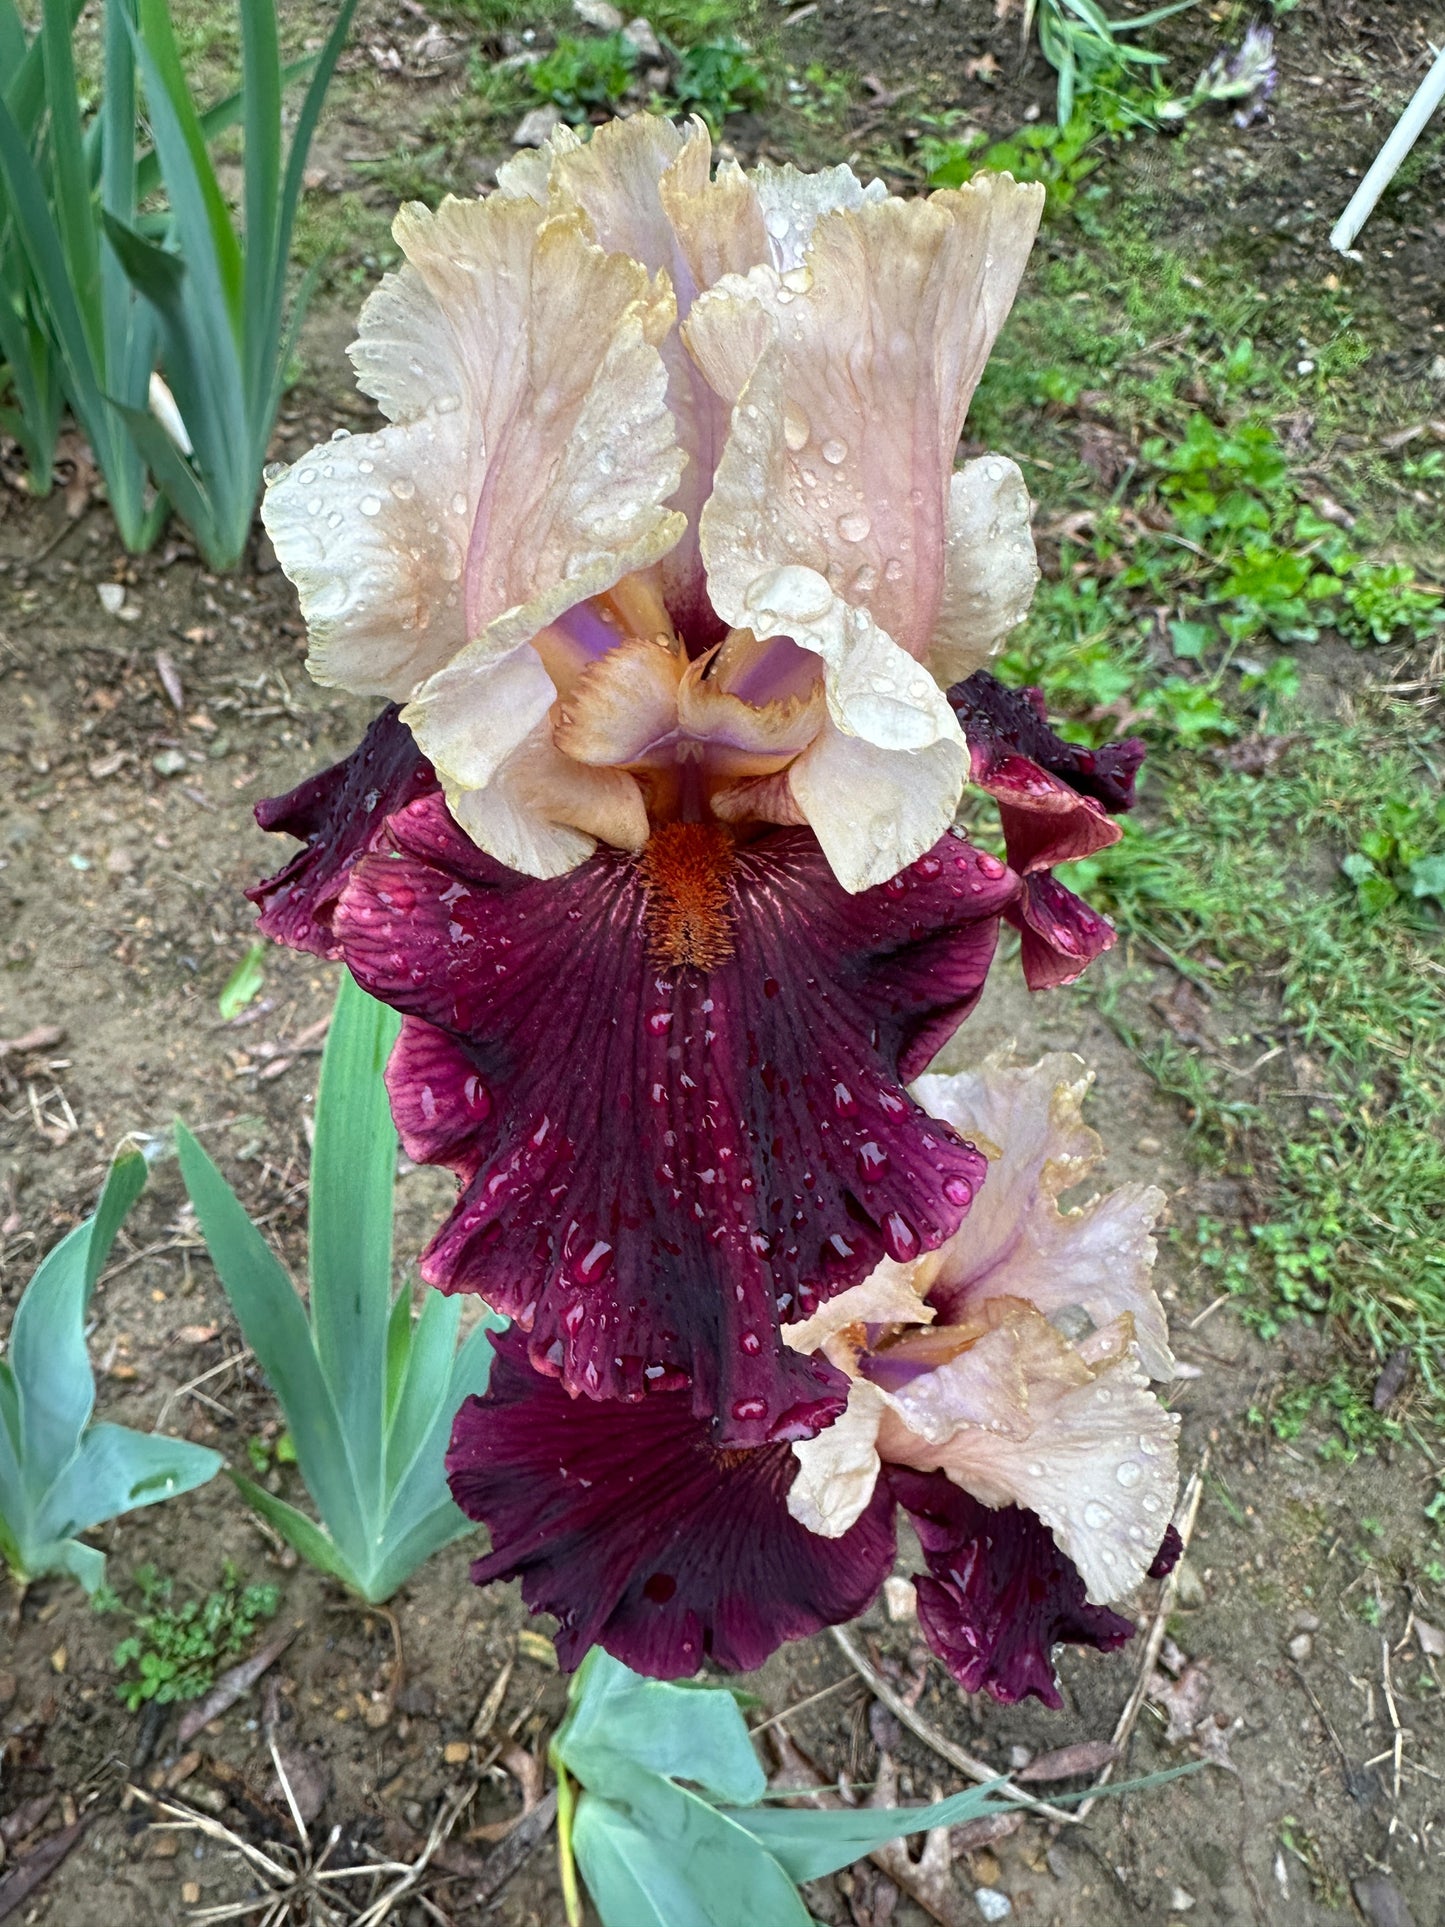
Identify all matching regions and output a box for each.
[3,3,1444,1923]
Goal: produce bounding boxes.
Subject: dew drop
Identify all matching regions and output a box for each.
[1115,1460,1143,1489]
[739,1330,762,1355]
[783,403,811,451]
[943,1176,973,1207]
[856,1140,889,1181]
[1082,1501,1113,1530]
[731,1397,767,1422]
[451,490,468,516]
[390,475,416,500]
[832,1082,856,1115]
[359,494,382,516]
[883,1212,919,1261]
[820,437,848,465]
[643,1570,677,1603]
[837,510,871,543]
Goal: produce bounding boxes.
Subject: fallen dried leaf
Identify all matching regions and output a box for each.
[500,1740,544,1813]
[175,1625,298,1745]
[0,1026,64,1057]
[1372,1345,1411,1411]
[0,1816,90,1922]
[154,649,184,712]
[1016,1741,1118,1782]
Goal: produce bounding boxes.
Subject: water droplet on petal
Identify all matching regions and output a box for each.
[837,510,871,543]
[1083,1501,1113,1530]
[1115,1460,1143,1489]
[821,437,848,465]
[783,403,810,451]
[359,494,382,516]
[883,1212,918,1261]
[856,1141,889,1181]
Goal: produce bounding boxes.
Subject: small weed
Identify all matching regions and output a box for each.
[529,31,639,120]
[95,1562,280,1711]
[666,36,767,128]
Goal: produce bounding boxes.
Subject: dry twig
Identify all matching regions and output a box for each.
[828,1626,1078,1827]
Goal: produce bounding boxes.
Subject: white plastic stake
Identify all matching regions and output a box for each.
[1331,44,1445,253]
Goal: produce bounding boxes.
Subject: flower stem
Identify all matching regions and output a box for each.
[555,1757,582,1927]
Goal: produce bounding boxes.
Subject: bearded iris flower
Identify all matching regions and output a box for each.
[251,116,1071,1442]
[448,1054,1180,1702]
[250,117,1172,1699]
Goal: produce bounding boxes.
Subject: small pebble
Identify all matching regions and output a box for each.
[1288,1633,1313,1662]
[1291,1610,1320,1633]
[443,1740,471,1765]
[96,582,126,615]
[974,1889,1012,1922]
[883,1575,917,1621]
[1169,1887,1196,1913]
[1135,1134,1162,1155]
[181,1884,201,1905]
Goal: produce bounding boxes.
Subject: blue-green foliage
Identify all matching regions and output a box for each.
[176,972,504,1604]
[555,1651,1038,1926]
[0,1148,222,1594]
[0,0,355,566]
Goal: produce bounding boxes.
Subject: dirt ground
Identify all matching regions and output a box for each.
[3,2,1444,1923]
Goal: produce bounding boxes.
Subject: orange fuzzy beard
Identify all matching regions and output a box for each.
[638,822,736,970]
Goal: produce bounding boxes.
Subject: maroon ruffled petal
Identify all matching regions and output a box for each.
[336,800,1016,1442]
[246,706,437,958]
[888,1467,1135,1708]
[1006,872,1117,991]
[449,1330,897,1676]
[947,671,1140,992]
[949,670,1145,820]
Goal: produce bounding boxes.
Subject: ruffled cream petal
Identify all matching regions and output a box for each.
[787,709,969,894]
[932,457,1041,684]
[911,1052,1175,1381]
[787,1380,889,1538]
[876,1301,1180,1601]
[696,175,1044,672]
[524,114,767,634]
[269,190,686,758]
[749,159,887,271]
[262,409,473,699]
[448,720,650,879]
[783,1259,935,1361]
